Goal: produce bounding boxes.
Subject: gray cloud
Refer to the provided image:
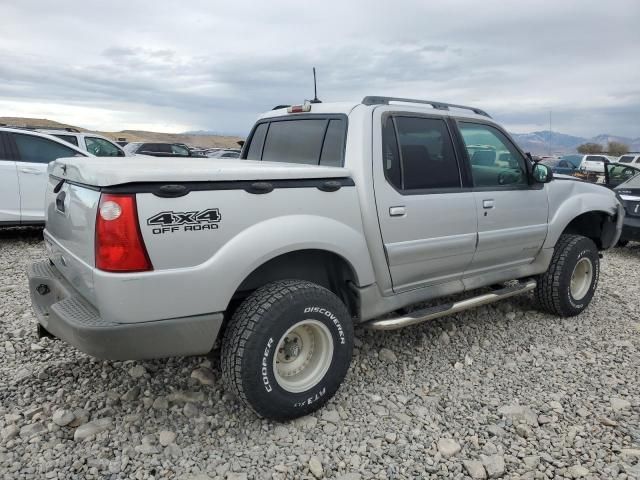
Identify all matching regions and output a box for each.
[0,0,638,137]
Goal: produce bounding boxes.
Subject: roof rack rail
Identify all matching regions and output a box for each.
[272,105,291,110]
[361,96,491,118]
[0,125,81,133]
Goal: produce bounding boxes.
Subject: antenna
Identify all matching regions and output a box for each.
[311,67,321,103]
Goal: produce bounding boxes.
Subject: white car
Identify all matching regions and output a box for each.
[580,154,619,173]
[618,153,640,164]
[35,129,127,157]
[0,127,91,225]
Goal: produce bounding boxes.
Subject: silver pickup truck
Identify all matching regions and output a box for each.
[28,96,623,420]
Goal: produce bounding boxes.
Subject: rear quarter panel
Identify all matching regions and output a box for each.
[92,185,375,324]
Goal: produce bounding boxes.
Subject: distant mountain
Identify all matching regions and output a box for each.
[510,130,640,155]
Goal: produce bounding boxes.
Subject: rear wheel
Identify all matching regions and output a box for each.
[534,234,599,317]
[221,280,353,420]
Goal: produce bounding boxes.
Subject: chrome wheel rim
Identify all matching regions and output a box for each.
[273,320,333,393]
[570,257,593,300]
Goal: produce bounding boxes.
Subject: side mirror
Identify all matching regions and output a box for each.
[532,163,553,183]
[117,149,126,157]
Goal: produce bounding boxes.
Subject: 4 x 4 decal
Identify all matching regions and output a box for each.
[147,208,221,234]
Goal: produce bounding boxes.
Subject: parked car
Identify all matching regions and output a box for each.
[28,96,622,420]
[0,127,90,225]
[580,154,619,174]
[1,125,126,157]
[542,155,582,175]
[35,129,127,157]
[603,162,640,189]
[206,149,241,159]
[123,142,206,157]
[617,153,640,164]
[614,172,640,245]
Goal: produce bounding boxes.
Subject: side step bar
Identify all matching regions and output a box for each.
[364,279,537,331]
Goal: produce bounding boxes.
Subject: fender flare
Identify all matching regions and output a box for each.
[206,214,376,307]
[544,192,618,249]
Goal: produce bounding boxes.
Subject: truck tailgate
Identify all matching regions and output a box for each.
[44,175,100,305]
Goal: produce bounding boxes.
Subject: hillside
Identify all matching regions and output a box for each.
[511,130,640,156]
[0,117,243,149]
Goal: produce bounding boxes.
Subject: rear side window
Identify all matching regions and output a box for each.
[142,143,172,153]
[170,144,189,156]
[53,134,79,146]
[245,117,346,166]
[585,155,606,162]
[619,156,633,163]
[381,115,461,191]
[12,133,80,163]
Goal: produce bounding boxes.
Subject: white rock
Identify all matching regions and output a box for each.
[437,438,461,458]
[226,473,247,480]
[19,423,47,439]
[463,460,487,479]
[379,348,397,363]
[183,402,199,418]
[128,365,146,378]
[322,409,340,424]
[309,456,323,478]
[52,409,75,427]
[159,430,176,446]
[523,455,540,470]
[73,418,112,441]
[482,454,505,478]
[1,424,19,441]
[610,397,631,412]
[191,367,216,386]
[566,465,589,478]
[497,404,539,426]
[152,396,169,410]
[121,386,141,402]
[439,331,450,345]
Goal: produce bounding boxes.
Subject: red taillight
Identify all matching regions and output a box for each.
[95,194,152,272]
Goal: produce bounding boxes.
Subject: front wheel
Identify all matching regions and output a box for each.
[221,280,353,420]
[534,234,599,317]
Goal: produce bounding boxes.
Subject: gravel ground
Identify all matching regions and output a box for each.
[1,227,639,480]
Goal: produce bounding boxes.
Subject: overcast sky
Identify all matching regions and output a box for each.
[1,0,638,138]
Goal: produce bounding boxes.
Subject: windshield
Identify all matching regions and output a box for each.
[609,164,640,186]
[123,142,142,154]
[561,154,582,167]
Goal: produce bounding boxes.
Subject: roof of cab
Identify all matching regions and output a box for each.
[259,96,493,122]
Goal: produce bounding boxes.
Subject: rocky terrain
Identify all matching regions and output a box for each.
[0,228,638,479]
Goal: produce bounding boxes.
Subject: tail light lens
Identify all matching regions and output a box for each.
[95,194,152,272]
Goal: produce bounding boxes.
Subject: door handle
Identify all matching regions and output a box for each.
[389,206,406,216]
[19,168,42,175]
[482,199,495,209]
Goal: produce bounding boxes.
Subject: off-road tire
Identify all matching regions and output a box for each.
[221,279,353,420]
[534,234,599,317]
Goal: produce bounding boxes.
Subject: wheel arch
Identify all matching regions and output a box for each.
[555,210,617,249]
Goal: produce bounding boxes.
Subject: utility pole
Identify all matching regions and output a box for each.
[548,109,552,156]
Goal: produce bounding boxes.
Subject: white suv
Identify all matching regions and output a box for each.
[35,129,126,157]
[0,127,91,225]
[618,153,640,164]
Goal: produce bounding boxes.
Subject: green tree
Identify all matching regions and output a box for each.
[577,143,604,154]
[607,141,629,156]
